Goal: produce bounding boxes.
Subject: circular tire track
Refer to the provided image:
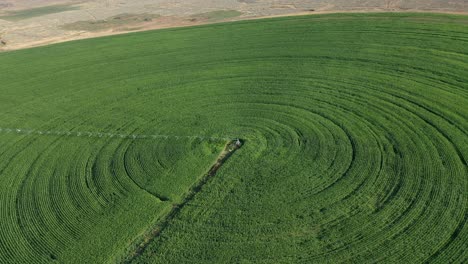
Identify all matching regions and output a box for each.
[0,14,466,263]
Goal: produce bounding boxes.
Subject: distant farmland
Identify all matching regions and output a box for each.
[0,13,466,263]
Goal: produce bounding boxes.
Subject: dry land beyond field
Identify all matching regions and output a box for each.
[0,0,467,51]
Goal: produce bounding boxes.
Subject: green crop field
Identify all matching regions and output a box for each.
[0,13,467,263]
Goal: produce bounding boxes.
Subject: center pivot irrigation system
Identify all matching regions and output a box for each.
[1,125,245,263]
[0,127,241,142]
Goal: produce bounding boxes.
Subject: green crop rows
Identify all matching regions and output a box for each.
[0,13,466,263]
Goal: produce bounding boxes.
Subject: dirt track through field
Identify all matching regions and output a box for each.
[0,125,244,261]
[122,140,242,263]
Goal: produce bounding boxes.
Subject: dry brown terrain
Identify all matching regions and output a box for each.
[1,0,467,51]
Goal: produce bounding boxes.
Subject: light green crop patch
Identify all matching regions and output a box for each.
[0,4,81,21]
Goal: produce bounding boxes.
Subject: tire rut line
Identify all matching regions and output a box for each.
[122,139,243,263]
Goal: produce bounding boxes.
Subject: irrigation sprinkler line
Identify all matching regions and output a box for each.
[0,126,247,261]
[0,127,239,142]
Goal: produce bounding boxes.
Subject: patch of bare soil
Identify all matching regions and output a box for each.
[61,13,161,31]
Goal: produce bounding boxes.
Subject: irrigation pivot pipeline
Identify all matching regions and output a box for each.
[0,127,235,142]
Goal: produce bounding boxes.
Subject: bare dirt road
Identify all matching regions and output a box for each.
[1,0,467,51]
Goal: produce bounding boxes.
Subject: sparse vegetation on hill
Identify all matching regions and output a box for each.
[61,13,161,32]
[190,10,242,22]
[0,4,80,21]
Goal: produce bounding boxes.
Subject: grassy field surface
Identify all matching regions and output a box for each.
[0,13,466,263]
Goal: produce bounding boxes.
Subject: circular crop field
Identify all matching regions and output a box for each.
[0,13,466,263]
